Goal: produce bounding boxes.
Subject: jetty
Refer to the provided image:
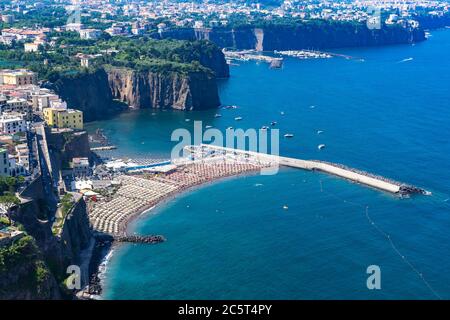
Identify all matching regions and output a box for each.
[115,235,165,244]
[87,144,427,237]
[90,145,117,151]
[191,144,428,196]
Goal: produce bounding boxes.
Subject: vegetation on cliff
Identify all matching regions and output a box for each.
[0,236,58,299]
[0,33,224,81]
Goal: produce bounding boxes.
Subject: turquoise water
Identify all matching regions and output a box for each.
[87,29,450,299]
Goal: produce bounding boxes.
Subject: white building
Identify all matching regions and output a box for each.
[2,98,32,120]
[15,143,29,173]
[31,92,60,111]
[24,42,40,52]
[79,28,102,40]
[72,157,90,177]
[49,99,67,110]
[65,23,84,32]
[0,114,27,134]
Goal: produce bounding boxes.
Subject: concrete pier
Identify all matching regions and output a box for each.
[279,157,402,193]
[90,145,117,151]
[194,144,427,196]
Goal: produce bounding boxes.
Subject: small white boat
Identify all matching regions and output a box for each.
[234,116,243,121]
[317,130,324,134]
[270,121,277,126]
[318,144,326,150]
[205,125,213,129]
[280,111,285,115]
[227,126,234,130]
[185,119,191,122]
[283,205,289,210]
[310,105,316,109]
[284,133,294,138]
[214,114,222,118]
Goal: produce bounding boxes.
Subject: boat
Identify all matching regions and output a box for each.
[317,130,324,134]
[185,119,191,122]
[214,114,222,118]
[318,144,326,150]
[280,111,285,115]
[227,126,234,130]
[270,121,277,126]
[283,205,289,210]
[205,125,213,129]
[310,105,316,109]
[223,105,238,109]
[284,133,294,138]
[234,116,243,121]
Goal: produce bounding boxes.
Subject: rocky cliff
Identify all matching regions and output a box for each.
[260,24,426,50]
[0,236,61,300]
[3,131,94,299]
[107,67,221,110]
[158,23,426,50]
[416,14,450,29]
[46,69,126,122]
[49,65,223,120]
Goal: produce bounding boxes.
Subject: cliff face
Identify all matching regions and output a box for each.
[158,27,257,50]
[0,236,61,300]
[159,24,426,50]
[107,68,221,110]
[48,69,126,122]
[416,15,450,29]
[6,131,94,299]
[47,130,91,169]
[47,198,92,279]
[260,25,426,50]
[197,46,230,78]
[49,64,224,120]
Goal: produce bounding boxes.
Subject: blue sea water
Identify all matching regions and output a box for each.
[86,29,450,299]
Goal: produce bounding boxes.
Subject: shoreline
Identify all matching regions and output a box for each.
[87,168,263,299]
[125,169,262,234]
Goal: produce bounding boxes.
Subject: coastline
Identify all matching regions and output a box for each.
[89,168,263,299]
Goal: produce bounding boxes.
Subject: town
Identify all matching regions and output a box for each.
[0,68,84,245]
[0,0,448,47]
[0,0,448,302]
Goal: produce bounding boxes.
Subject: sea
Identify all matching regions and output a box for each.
[85,29,450,300]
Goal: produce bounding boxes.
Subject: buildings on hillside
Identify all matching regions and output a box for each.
[79,28,102,40]
[43,106,84,130]
[0,114,27,134]
[0,69,37,86]
[0,68,84,178]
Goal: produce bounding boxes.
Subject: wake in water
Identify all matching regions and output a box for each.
[398,57,414,63]
[318,178,442,299]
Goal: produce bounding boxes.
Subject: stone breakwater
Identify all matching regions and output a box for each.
[115,235,165,244]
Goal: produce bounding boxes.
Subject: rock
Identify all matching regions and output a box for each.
[107,67,221,111]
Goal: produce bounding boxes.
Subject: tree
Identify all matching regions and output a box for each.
[0,194,20,225]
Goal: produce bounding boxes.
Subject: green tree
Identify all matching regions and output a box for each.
[0,194,20,225]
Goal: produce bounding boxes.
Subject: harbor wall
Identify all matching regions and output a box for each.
[278,157,400,193]
[197,144,403,194]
